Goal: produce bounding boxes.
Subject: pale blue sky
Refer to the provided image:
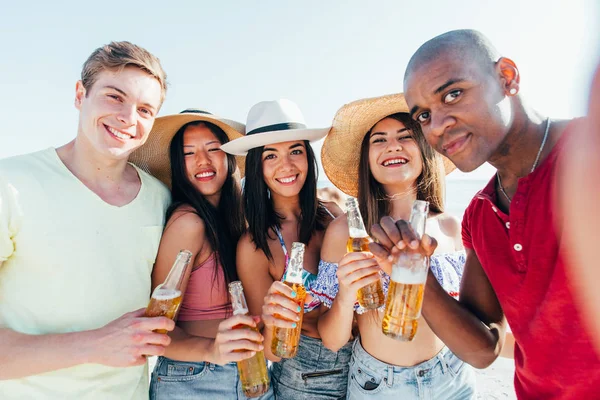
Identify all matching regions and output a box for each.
[1,0,598,181]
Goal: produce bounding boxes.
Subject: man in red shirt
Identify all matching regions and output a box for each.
[369,30,600,399]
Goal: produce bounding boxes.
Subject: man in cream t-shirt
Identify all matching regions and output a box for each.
[0,42,174,399]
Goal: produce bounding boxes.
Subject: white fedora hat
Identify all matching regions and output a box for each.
[220,99,329,156]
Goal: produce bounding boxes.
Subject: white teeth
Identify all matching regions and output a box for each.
[196,172,215,178]
[383,159,407,166]
[107,126,133,140]
[278,176,296,184]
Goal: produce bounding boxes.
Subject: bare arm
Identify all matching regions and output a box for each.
[317,216,378,352]
[370,217,506,369]
[0,309,174,380]
[154,210,263,365]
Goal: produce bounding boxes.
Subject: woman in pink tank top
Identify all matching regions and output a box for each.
[138,109,274,399]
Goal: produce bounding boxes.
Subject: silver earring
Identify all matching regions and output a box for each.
[509,88,517,95]
[267,188,271,199]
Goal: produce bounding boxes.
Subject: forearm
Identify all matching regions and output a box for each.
[317,301,355,352]
[422,273,504,368]
[0,328,93,380]
[163,327,216,363]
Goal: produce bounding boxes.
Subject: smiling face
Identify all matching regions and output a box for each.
[75,66,162,160]
[182,123,229,205]
[261,140,308,199]
[367,117,423,191]
[404,52,513,172]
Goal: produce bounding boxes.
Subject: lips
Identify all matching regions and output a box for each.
[275,175,298,185]
[382,157,408,167]
[194,169,217,181]
[442,133,471,157]
[104,124,135,141]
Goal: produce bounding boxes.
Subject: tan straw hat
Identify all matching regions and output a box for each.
[321,93,455,197]
[130,109,245,188]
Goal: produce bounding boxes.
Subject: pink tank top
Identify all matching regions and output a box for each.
[177,253,232,321]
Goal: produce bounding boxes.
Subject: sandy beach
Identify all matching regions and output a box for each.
[475,358,516,399]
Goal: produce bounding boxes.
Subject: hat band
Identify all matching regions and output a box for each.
[246,122,307,136]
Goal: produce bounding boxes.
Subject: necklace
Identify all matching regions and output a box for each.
[497,118,551,203]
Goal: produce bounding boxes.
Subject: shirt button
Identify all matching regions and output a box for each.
[506,222,510,229]
[514,243,523,251]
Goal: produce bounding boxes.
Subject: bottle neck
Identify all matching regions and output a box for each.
[285,242,305,284]
[346,197,369,238]
[161,250,193,291]
[229,281,249,315]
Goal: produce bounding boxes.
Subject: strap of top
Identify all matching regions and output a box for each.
[322,204,335,219]
[273,226,290,270]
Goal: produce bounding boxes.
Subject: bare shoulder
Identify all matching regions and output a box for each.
[435,212,463,251]
[164,206,206,238]
[321,214,349,263]
[237,231,269,274]
[322,201,344,218]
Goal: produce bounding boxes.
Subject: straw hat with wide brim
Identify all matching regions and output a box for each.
[321,93,456,197]
[221,99,329,156]
[129,109,246,188]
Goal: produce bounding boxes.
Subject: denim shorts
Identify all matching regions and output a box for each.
[150,356,274,400]
[271,334,353,399]
[347,338,476,399]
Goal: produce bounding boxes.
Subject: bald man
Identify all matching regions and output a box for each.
[369,30,600,399]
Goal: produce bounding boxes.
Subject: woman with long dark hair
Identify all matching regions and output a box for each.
[313,94,476,399]
[132,109,273,399]
[222,99,353,399]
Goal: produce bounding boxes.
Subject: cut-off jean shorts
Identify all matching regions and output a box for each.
[347,338,476,399]
[271,334,353,399]
[150,355,274,400]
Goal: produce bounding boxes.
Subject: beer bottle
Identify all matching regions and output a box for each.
[145,250,192,333]
[228,281,270,398]
[345,197,385,310]
[271,242,307,358]
[382,200,429,341]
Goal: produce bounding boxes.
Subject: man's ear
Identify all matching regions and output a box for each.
[495,57,520,96]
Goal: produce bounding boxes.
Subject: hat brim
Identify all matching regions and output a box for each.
[129,112,246,188]
[220,128,329,156]
[321,93,456,197]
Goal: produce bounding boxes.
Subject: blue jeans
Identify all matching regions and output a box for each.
[150,356,274,400]
[347,339,476,399]
[271,334,353,399]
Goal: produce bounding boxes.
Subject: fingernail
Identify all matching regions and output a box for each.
[410,240,419,248]
[291,291,297,298]
[387,255,394,262]
[292,323,297,328]
[296,306,301,312]
[397,241,406,249]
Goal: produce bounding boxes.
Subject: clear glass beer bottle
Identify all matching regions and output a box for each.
[345,197,385,310]
[382,200,430,341]
[145,250,192,333]
[271,242,307,358]
[228,281,270,398]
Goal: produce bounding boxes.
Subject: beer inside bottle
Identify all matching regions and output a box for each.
[145,250,192,334]
[229,281,270,398]
[346,197,384,310]
[271,242,307,358]
[382,200,429,341]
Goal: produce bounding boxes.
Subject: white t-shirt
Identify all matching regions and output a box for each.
[0,148,171,399]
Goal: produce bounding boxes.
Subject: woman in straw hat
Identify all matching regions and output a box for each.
[221,99,353,399]
[130,109,273,399]
[313,94,476,399]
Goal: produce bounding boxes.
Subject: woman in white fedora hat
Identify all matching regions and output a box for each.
[130,109,273,399]
[222,99,353,399]
[312,94,477,399]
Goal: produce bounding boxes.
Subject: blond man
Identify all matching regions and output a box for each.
[0,42,173,399]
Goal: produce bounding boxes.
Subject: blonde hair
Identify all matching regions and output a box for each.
[81,41,167,105]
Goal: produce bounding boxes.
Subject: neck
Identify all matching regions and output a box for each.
[489,102,548,179]
[56,136,131,187]
[383,182,418,221]
[272,193,302,222]
[206,192,221,208]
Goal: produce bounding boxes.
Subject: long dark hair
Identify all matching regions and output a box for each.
[357,112,445,235]
[167,121,244,284]
[244,140,328,261]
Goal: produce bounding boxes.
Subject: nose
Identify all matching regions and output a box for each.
[386,138,403,152]
[117,104,137,126]
[279,153,293,170]
[195,149,211,166]
[428,112,455,140]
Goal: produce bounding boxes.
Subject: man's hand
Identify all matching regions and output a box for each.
[368,216,438,261]
[86,308,175,367]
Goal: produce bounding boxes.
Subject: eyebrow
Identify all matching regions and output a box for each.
[409,78,466,118]
[183,141,221,147]
[104,85,157,111]
[370,128,409,137]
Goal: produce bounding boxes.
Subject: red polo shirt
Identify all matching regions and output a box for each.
[462,120,600,399]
